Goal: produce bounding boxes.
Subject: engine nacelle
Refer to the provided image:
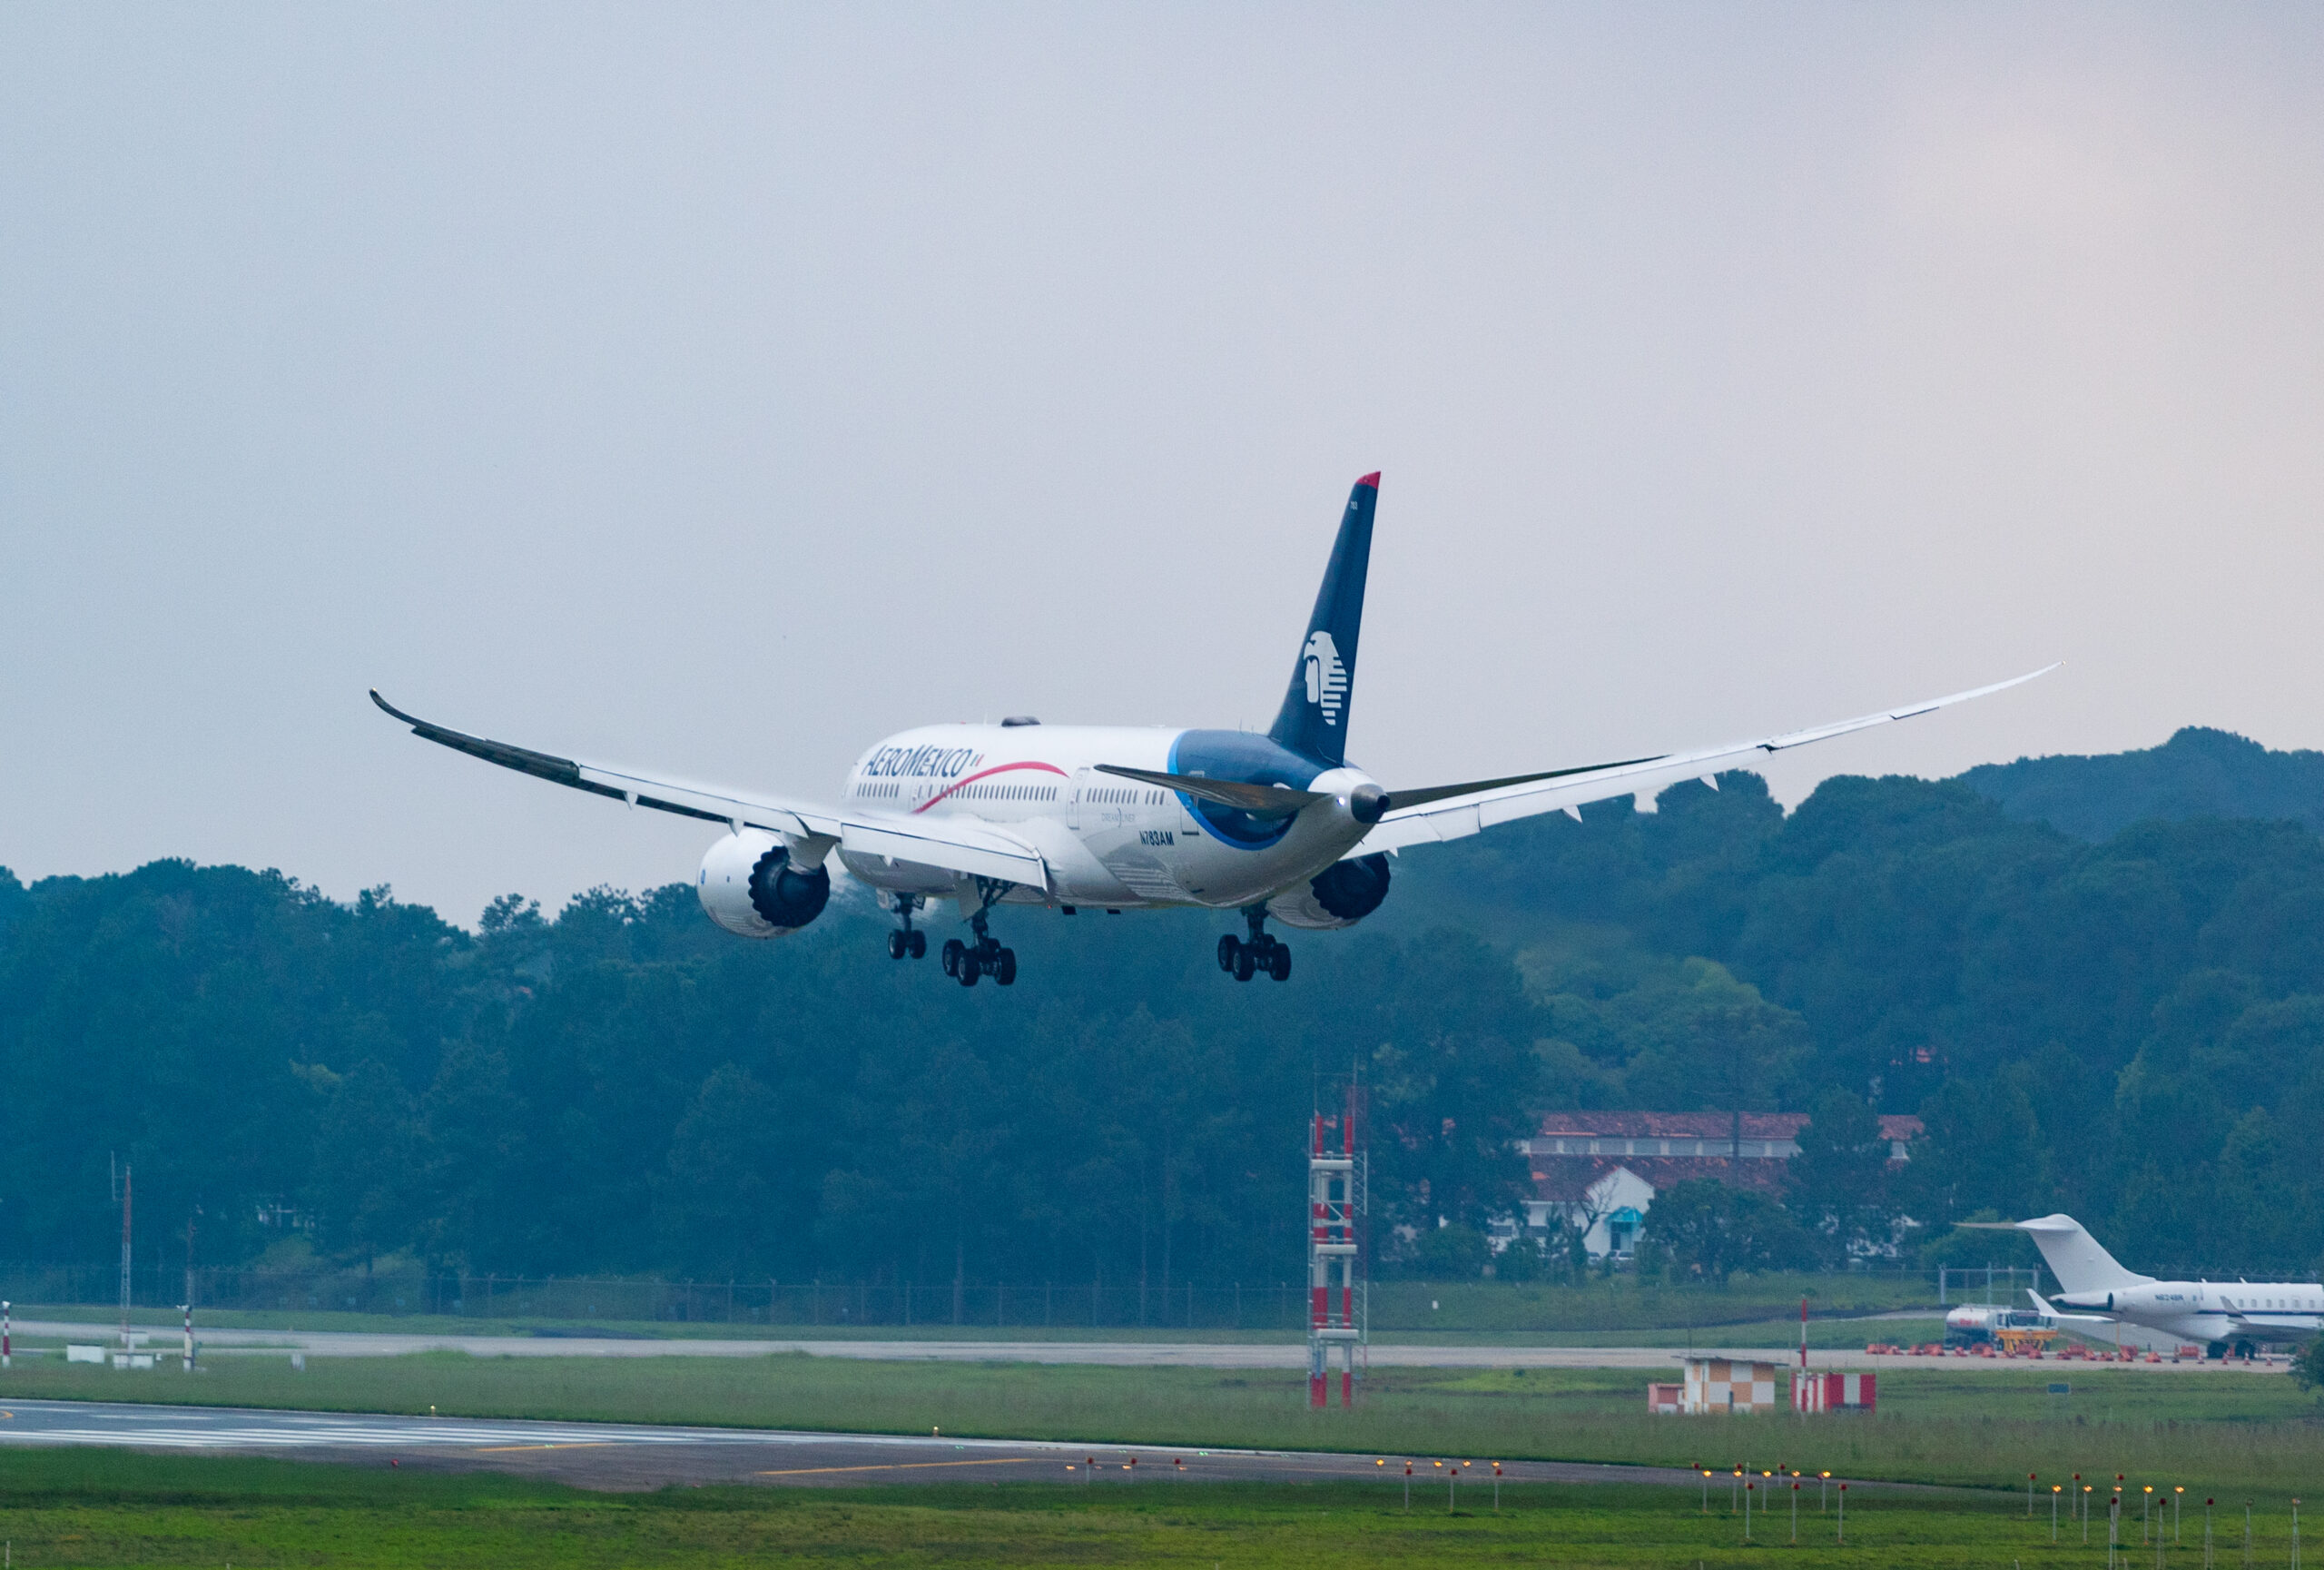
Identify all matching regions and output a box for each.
[697,830,832,938]
[1266,851,1392,931]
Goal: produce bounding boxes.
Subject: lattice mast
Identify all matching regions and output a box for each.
[1306,1089,1363,1407]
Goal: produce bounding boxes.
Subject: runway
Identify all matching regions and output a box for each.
[0,1397,1713,1491]
[4,1318,2258,1371]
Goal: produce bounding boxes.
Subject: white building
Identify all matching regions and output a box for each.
[1517,1110,1922,1261]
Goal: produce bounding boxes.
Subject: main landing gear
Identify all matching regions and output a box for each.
[940,906,1017,987]
[1217,907,1290,982]
[884,895,929,961]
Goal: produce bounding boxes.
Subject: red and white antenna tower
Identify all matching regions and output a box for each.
[1306,1085,1364,1407]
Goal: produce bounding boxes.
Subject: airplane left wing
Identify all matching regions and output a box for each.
[1350,666,2057,856]
[371,691,1049,891]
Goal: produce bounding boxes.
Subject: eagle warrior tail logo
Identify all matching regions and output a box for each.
[1303,629,1349,726]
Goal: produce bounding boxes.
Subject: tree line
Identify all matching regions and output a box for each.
[2,730,2319,1289]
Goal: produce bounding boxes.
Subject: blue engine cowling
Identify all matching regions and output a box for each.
[698,830,832,938]
[1265,851,1391,931]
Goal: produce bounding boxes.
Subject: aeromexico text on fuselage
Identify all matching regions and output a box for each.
[836,723,1374,908]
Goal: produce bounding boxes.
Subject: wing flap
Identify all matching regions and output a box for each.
[841,817,1049,888]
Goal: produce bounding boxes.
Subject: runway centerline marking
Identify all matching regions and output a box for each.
[474,1442,614,1453]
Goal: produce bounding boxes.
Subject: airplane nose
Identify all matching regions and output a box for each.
[1346,783,1387,824]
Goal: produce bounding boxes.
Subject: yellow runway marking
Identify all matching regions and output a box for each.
[758,1458,1038,1476]
[473,1442,614,1453]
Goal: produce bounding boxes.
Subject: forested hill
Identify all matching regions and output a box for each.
[3,736,2322,1288]
[1956,726,2324,841]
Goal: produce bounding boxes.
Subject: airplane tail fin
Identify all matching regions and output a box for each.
[1268,473,1378,766]
[2016,1213,2151,1296]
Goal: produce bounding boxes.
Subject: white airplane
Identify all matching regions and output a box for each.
[1994,1213,2322,1358]
[373,473,2053,988]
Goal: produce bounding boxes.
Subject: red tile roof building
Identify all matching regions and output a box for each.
[1521,1110,1923,1256]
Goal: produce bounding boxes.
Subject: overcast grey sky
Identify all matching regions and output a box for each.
[5,5,2320,925]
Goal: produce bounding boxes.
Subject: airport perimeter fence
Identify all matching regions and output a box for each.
[0,1260,2002,1332]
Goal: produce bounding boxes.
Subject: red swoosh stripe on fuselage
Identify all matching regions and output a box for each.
[913,760,1070,814]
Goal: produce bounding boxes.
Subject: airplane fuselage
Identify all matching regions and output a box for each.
[2053,1279,2323,1348]
[837,722,1377,914]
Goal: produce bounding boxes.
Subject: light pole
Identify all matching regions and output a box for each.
[1837,1482,1847,1544]
[1701,1468,1711,1515]
[1745,1480,1754,1542]
[1792,1481,1800,1543]
[2031,1473,2039,1516]
[1821,1470,1832,1513]
[2054,1486,2063,1541]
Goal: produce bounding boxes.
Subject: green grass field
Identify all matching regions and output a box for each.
[5,1353,2319,1505]
[0,1449,2297,1568]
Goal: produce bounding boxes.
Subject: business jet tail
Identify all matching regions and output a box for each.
[2015,1214,2152,1297]
[1268,473,1378,767]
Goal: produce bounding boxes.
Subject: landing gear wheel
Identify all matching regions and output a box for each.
[1234,944,1256,982]
[995,947,1018,986]
[958,953,981,986]
[941,939,964,977]
[887,931,906,960]
[1269,944,1291,982]
[908,930,927,960]
[1217,934,1240,972]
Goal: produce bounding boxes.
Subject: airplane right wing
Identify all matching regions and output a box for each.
[1351,666,2057,856]
[372,690,1049,890]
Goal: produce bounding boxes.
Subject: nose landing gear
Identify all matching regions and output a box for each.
[884,895,929,960]
[940,906,1016,987]
[1217,908,1291,982]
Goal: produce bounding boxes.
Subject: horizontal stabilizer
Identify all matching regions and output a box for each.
[1378,755,1664,814]
[1095,764,1329,818]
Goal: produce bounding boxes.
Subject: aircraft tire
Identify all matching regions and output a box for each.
[1269,945,1291,982]
[996,948,1018,986]
[1217,934,1239,972]
[1234,945,1256,982]
[958,953,980,986]
[908,930,927,959]
[941,939,964,976]
[887,932,906,960]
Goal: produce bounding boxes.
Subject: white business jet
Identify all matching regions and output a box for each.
[1991,1214,2321,1358]
[374,474,2051,988]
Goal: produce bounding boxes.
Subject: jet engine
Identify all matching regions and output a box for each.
[697,829,832,938]
[1266,851,1391,931]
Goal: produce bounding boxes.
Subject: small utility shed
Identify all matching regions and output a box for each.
[1679,1358,1780,1414]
